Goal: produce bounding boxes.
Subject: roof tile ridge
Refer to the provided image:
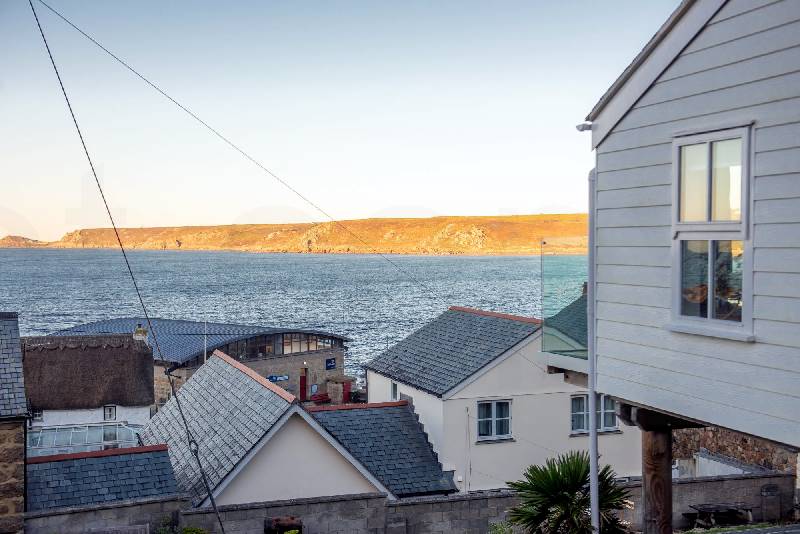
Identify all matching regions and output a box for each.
[212,349,296,403]
[448,306,541,324]
[306,400,408,412]
[27,444,168,464]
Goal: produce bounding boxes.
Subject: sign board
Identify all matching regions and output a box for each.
[267,375,289,382]
[325,358,336,370]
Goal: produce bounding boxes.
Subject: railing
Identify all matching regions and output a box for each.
[540,238,588,360]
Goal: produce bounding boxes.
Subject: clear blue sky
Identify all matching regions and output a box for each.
[1,0,677,241]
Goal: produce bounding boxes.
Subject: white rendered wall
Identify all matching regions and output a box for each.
[366,370,445,454]
[441,336,641,492]
[33,405,151,428]
[216,413,378,505]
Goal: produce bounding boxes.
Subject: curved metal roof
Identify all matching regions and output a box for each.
[53,317,348,364]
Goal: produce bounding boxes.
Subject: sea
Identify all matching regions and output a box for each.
[0,249,586,375]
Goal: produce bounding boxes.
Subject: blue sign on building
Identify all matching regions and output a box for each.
[267,374,289,382]
[325,357,336,370]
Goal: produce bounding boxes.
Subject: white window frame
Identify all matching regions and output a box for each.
[668,126,754,341]
[570,394,617,434]
[476,399,512,441]
[32,409,43,422]
[103,405,117,422]
[390,381,399,401]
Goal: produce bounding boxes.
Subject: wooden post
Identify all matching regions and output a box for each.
[642,428,673,534]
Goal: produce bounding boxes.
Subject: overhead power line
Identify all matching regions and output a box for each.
[35,0,447,308]
[26,1,226,531]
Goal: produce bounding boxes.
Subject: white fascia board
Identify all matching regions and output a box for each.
[441,330,541,400]
[590,0,726,149]
[201,405,394,507]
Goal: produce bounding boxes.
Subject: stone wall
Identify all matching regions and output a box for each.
[180,473,796,533]
[25,494,187,534]
[153,363,186,411]
[619,473,795,530]
[0,421,25,534]
[674,426,799,474]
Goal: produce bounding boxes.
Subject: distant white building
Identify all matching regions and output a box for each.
[364,306,641,492]
[22,335,154,456]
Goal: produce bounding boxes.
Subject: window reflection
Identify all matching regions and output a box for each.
[680,143,708,222]
[681,240,709,318]
[712,139,742,221]
[714,241,743,322]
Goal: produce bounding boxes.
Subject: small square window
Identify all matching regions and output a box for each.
[32,410,43,422]
[103,405,116,421]
[477,400,512,440]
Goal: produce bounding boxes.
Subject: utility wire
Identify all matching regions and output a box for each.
[26,2,226,531]
[35,0,447,308]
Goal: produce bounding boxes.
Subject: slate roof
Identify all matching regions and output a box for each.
[23,335,154,410]
[138,350,294,504]
[26,445,180,512]
[545,293,588,347]
[310,401,457,497]
[54,317,348,365]
[0,312,27,419]
[364,307,540,397]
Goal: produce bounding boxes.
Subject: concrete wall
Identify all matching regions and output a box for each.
[619,473,795,530]
[24,495,187,534]
[181,472,796,533]
[592,0,800,448]
[216,414,378,506]
[0,421,25,534]
[442,336,641,491]
[33,405,150,428]
[367,371,444,454]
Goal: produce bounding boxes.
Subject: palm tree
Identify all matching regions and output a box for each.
[507,450,630,533]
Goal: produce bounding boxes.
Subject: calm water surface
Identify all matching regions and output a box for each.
[0,249,586,374]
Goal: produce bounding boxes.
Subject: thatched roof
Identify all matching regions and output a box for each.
[23,335,154,410]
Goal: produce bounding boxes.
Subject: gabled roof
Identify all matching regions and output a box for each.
[26,445,180,512]
[585,0,727,148]
[545,293,587,347]
[309,401,457,497]
[138,350,294,504]
[54,317,348,365]
[364,307,540,397]
[22,335,154,410]
[0,312,27,419]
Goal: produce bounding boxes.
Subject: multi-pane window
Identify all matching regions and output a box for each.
[673,128,749,330]
[679,138,742,223]
[27,423,140,457]
[103,405,116,421]
[477,400,511,440]
[570,394,617,433]
[680,240,744,322]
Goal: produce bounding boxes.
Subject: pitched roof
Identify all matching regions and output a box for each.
[22,335,154,410]
[545,293,587,347]
[26,445,180,512]
[54,317,348,364]
[0,312,27,419]
[364,307,540,397]
[309,401,457,497]
[138,350,294,504]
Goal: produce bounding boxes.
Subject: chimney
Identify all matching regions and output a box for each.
[0,312,27,532]
[133,323,149,344]
[582,281,588,295]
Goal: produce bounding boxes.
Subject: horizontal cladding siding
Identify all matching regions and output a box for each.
[594,0,800,444]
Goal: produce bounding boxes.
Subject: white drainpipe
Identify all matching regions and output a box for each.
[588,167,600,531]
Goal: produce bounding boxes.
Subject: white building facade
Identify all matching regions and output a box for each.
[366,307,641,492]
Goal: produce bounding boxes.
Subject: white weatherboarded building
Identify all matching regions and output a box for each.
[365,306,641,492]
[555,0,800,530]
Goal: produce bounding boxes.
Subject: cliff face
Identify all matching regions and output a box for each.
[1,214,588,255]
